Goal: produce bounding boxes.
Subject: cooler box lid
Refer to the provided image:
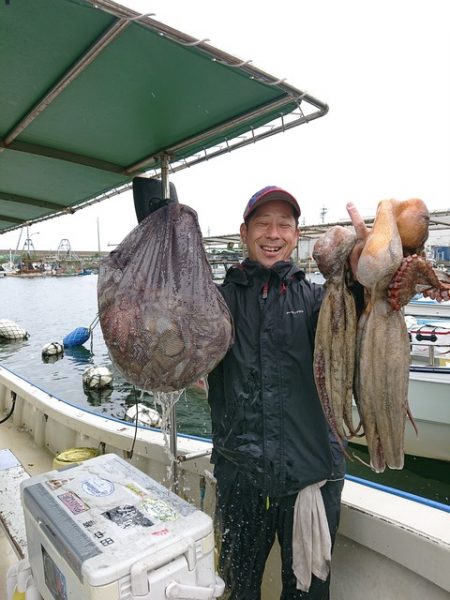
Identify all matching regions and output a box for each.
[21,453,212,587]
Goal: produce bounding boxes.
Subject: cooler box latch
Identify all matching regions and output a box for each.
[131,537,196,597]
[166,577,226,599]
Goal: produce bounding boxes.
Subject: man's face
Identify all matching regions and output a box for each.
[240,200,300,268]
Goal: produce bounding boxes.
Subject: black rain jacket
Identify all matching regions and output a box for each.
[208,259,344,496]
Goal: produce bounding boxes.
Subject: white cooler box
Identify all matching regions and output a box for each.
[21,453,224,600]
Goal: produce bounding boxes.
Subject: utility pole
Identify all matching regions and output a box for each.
[97,217,101,254]
[320,206,328,224]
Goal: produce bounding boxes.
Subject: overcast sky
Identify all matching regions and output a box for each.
[2,0,449,252]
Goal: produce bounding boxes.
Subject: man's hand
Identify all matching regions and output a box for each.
[346,202,369,277]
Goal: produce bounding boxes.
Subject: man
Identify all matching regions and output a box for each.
[207,186,345,600]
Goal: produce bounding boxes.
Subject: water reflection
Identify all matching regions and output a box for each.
[64,345,92,365]
[84,386,113,407]
[0,337,29,358]
[42,352,65,364]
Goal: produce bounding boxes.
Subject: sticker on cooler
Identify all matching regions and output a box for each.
[82,478,115,497]
[58,491,89,515]
[140,498,179,523]
[103,504,153,529]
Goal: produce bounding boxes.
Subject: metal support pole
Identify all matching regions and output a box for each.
[161,153,170,200]
[160,154,179,494]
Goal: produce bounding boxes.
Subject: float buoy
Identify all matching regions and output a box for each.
[42,341,64,357]
[126,403,162,428]
[82,365,113,390]
[63,315,99,348]
[63,326,90,347]
[0,319,29,340]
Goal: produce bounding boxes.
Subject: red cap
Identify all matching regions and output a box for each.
[243,186,301,221]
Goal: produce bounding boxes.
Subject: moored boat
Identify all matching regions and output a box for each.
[405,294,450,318]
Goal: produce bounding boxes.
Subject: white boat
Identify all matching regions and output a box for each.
[350,314,450,462]
[405,295,450,318]
[0,263,18,276]
[350,367,450,463]
[0,365,449,599]
[1,1,449,598]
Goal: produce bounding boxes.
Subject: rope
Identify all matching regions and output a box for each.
[88,313,100,353]
[89,314,100,332]
[0,391,16,424]
[129,386,139,459]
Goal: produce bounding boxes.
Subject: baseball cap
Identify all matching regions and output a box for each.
[243,186,301,222]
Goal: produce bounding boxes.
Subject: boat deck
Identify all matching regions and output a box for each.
[0,374,449,599]
[0,423,53,594]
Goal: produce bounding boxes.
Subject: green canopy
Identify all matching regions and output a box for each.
[0,0,328,233]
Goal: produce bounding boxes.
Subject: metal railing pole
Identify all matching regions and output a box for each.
[161,155,179,494]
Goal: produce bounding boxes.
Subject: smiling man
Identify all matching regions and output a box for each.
[240,187,300,268]
[207,186,345,600]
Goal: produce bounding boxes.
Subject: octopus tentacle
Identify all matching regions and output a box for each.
[313,226,359,442]
[353,199,417,472]
[388,254,450,310]
[342,284,360,436]
[363,302,409,471]
[355,305,385,471]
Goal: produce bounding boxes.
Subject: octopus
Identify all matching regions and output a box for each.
[312,226,359,442]
[98,203,234,392]
[313,198,450,472]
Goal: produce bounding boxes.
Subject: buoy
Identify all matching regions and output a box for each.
[126,403,162,427]
[53,447,100,470]
[0,319,29,340]
[42,341,64,357]
[63,326,90,347]
[82,365,113,390]
[63,315,100,348]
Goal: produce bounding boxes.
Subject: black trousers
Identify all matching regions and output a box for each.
[214,466,344,600]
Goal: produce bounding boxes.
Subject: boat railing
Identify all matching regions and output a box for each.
[409,338,450,368]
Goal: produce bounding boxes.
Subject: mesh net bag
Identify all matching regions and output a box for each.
[98,203,234,392]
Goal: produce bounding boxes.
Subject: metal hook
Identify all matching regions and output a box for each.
[212,58,253,68]
[252,76,287,86]
[178,38,211,47]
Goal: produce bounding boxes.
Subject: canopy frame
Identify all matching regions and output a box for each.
[0,0,329,234]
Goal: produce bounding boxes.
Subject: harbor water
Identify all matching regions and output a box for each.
[0,274,448,505]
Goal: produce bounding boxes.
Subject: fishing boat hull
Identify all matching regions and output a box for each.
[0,365,448,599]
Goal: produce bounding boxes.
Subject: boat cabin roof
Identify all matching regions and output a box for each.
[0,0,328,234]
